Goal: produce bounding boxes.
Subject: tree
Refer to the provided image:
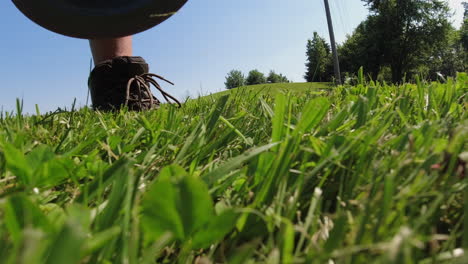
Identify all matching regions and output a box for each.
[362,0,452,83]
[461,2,468,68]
[246,70,266,85]
[267,70,281,83]
[278,74,290,83]
[339,16,383,81]
[225,70,245,89]
[304,32,332,82]
[462,2,468,52]
[267,70,290,83]
[424,25,465,79]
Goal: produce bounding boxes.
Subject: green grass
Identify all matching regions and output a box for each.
[0,74,467,263]
[202,82,332,98]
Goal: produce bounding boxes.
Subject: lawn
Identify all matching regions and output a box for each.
[0,74,467,263]
[202,82,333,99]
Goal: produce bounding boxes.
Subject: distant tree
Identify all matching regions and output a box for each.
[304,32,332,82]
[461,2,468,68]
[267,70,290,83]
[338,16,383,80]
[422,27,464,79]
[267,70,281,83]
[362,0,452,83]
[225,70,245,89]
[246,69,266,85]
[462,2,468,52]
[278,74,290,83]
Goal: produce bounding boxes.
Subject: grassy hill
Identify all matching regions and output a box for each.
[223,82,332,95]
[0,74,467,263]
[198,82,333,100]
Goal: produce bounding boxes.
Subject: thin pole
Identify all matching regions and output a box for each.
[324,0,342,84]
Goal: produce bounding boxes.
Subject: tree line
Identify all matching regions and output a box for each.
[305,0,467,84]
[225,69,289,89]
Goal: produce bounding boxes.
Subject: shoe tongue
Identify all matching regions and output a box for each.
[112,56,149,77]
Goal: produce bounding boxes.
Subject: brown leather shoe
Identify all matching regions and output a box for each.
[88,56,181,111]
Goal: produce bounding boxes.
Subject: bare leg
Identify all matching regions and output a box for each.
[89,36,133,65]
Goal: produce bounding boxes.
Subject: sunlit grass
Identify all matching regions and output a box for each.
[200,82,332,99]
[0,73,467,263]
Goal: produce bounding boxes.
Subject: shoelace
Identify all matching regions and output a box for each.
[125,73,182,108]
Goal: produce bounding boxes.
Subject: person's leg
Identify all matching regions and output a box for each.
[87,35,180,111]
[88,36,161,111]
[89,36,133,65]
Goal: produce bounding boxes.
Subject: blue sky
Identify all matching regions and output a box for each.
[0,0,464,113]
